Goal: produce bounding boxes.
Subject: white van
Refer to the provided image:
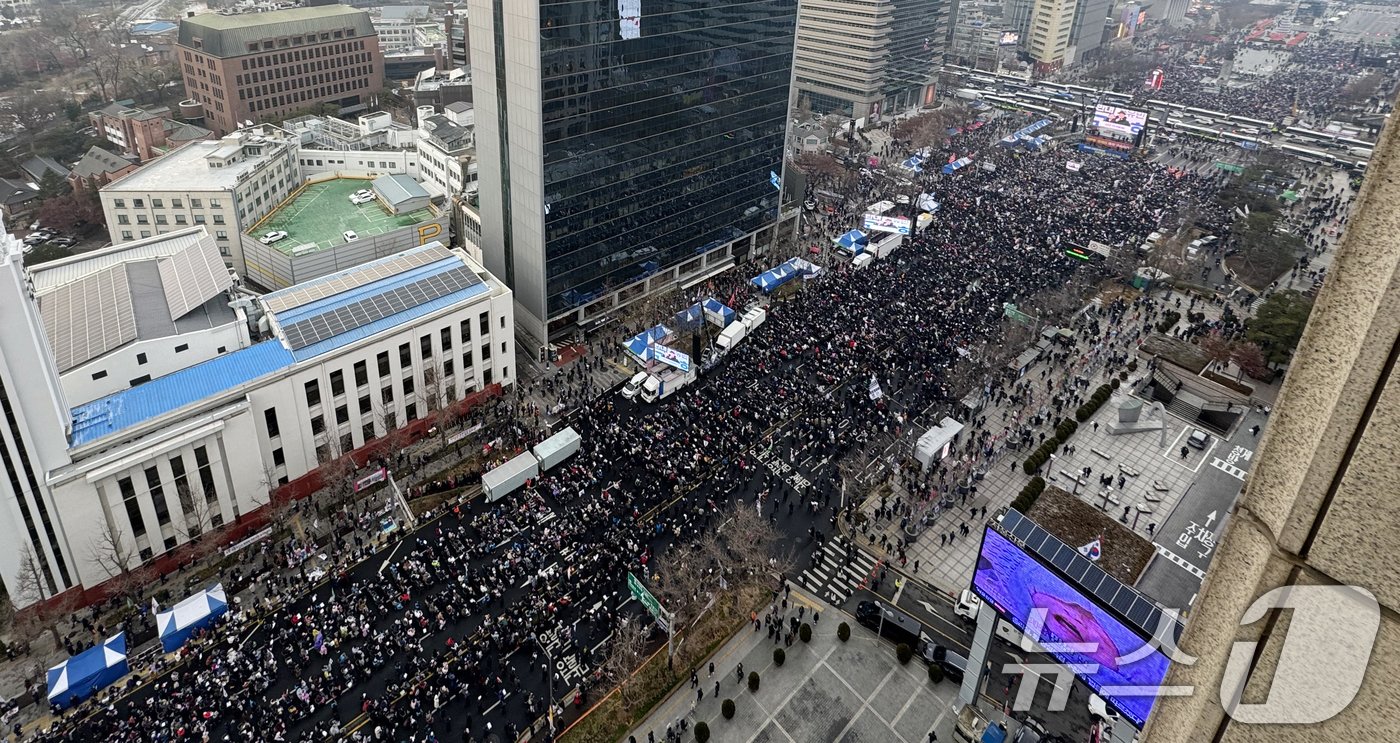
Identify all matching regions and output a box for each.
[1146,231,1163,245]
[953,590,1042,651]
[621,372,647,399]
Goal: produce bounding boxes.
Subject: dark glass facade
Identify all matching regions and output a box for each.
[537,0,798,316]
[883,0,946,110]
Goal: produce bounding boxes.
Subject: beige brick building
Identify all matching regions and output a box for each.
[1142,108,1400,741]
[176,6,384,136]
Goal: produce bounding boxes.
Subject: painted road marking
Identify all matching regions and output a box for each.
[1154,544,1206,579]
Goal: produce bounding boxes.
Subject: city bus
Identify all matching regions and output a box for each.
[1278,142,1342,165]
[1184,106,1228,120]
[1178,122,1222,141]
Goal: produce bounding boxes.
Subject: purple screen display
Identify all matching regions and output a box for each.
[972,527,1169,727]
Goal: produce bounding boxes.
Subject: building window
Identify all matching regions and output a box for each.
[362,422,376,442]
[358,394,371,415]
[340,432,353,454]
[335,404,349,425]
[462,350,472,371]
[191,198,202,208]
[213,214,225,224]
[381,386,393,404]
[215,229,226,239]
[122,231,133,240]
[311,415,325,434]
[155,215,167,225]
[479,312,489,336]
[263,408,280,438]
[441,327,453,352]
[304,379,321,408]
[353,360,368,388]
[114,199,125,208]
[174,343,189,353]
[481,343,491,361]
[399,343,411,368]
[172,198,183,208]
[193,446,217,505]
[117,214,130,225]
[330,369,345,397]
[91,370,108,380]
[145,466,170,527]
[377,351,390,378]
[443,359,454,378]
[272,447,285,467]
[119,476,147,537]
[130,374,151,386]
[176,215,188,225]
[420,334,433,360]
[133,198,144,208]
[402,376,414,397]
[405,402,417,421]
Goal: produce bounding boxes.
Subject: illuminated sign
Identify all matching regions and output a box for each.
[1092,104,1148,138]
[618,0,640,39]
[862,214,912,235]
[972,528,1170,727]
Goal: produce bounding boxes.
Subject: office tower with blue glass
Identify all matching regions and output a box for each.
[468,0,798,345]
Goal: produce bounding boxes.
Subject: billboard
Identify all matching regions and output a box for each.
[1091,104,1148,139]
[863,214,912,235]
[972,527,1170,727]
[651,344,692,373]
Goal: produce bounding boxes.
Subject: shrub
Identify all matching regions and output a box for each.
[773,647,786,666]
[800,623,812,643]
[928,664,945,684]
[1127,359,1139,372]
[695,721,710,743]
[837,622,850,642]
[1111,377,1122,389]
[722,699,736,719]
[1157,310,1181,333]
[1056,419,1078,439]
[748,671,761,692]
[1022,458,1039,475]
[896,643,913,665]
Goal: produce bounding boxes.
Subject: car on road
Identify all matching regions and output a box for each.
[855,600,923,647]
[1011,717,1049,743]
[621,372,647,400]
[342,230,359,242]
[259,230,289,244]
[1187,429,1211,449]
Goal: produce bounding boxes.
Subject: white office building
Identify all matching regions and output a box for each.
[99,128,300,274]
[0,225,514,608]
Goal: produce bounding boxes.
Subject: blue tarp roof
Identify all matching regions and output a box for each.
[47,633,129,710]
[70,341,294,447]
[942,157,974,175]
[900,156,924,172]
[752,261,798,291]
[157,584,228,653]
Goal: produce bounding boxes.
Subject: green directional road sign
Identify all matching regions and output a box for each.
[628,572,670,632]
[1002,302,1034,326]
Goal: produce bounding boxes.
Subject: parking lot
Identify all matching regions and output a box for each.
[248,177,436,251]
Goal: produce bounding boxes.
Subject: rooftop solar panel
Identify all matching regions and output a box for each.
[261,245,453,313]
[997,509,1182,644]
[281,266,481,350]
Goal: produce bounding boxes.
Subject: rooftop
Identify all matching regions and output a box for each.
[30,229,236,371]
[69,341,294,448]
[178,6,374,58]
[104,134,291,192]
[263,242,490,362]
[70,146,136,179]
[249,177,435,254]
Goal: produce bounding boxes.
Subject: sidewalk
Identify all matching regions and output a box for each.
[627,586,1025,743]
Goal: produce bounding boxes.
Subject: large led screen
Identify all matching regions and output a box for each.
[1091,104,1148,139]
[972,527,1169,727]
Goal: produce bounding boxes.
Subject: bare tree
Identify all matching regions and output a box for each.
[316,435,358,515]
[174,482,222,564]
[419,365,453,446]
[12,544,67,646]
[651,542,713,636]
[89,519,149,605]
[597,615,650,712]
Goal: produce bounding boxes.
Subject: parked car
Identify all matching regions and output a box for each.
[259,230,289,244]
[349,189,375,204]
[855,600,923,647]
[48,237,77,248]
[1187,429,1211,449]
[342,230,359,242]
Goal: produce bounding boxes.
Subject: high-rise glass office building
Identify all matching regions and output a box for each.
[468,0,799,343]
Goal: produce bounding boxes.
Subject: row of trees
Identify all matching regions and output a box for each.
[602,500,793,712]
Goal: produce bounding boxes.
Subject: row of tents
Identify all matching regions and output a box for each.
[45,584,227,710]
[750,257,825,293]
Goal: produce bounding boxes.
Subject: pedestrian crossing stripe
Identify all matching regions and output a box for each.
[798,540,878,605]
[1210,458,1245,481]
[1154,544,1206,579]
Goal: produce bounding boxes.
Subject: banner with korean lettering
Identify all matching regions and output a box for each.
[862,213,912,235]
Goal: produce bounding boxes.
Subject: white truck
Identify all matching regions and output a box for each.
[741,306,767,332]
[716,321,747,352]
[955,590,1042,652]
[640,367,697,403]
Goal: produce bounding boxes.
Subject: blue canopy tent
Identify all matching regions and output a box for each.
[899,156,924,172]
[1026,135,1050,151]
[751,261,799,292]
[46,633,129,710]
[832,229,868,253]
[623,325,672,361]
[701,298,735,328]
[669,303,705,333]
[998,135,1019,147]
[157,583,228,653]
[941,157,974,175]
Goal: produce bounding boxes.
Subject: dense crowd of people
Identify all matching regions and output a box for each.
[31,81,1344,743]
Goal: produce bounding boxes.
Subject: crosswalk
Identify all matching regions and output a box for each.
[798,537,880,606]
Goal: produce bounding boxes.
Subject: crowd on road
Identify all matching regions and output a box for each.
[28,102,1263,743]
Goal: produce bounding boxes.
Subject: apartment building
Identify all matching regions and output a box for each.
[176,5,385,136]
[99,129,299,273]
[88,101,214,163]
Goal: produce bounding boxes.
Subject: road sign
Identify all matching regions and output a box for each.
[1002,302,1034,325]
[628,572,670,632]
